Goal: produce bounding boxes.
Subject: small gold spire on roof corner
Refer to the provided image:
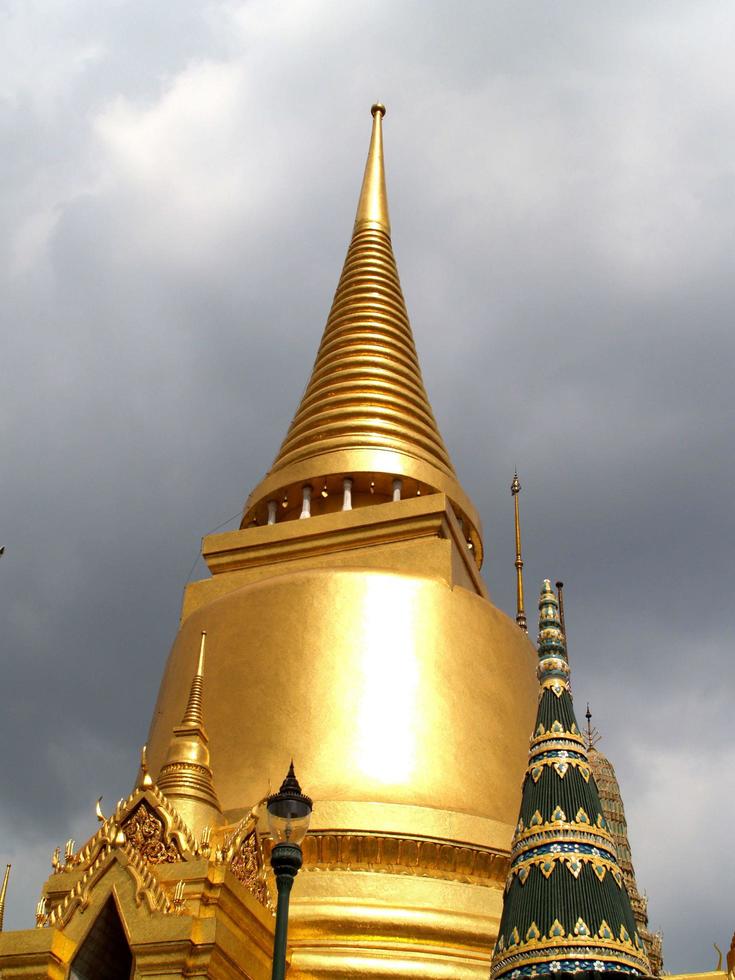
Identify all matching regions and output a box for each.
[354,101,390,234]
[137,744,154,788]
[34,896,47,928]
[511,470,527,633]
[0,863,11,931]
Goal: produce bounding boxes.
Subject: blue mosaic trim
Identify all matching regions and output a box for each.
[510,840,616,867]
[512,829,616,860]
[497,960,645,978]
[529,749,588,763]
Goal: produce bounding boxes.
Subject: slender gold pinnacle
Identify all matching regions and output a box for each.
[511,471,527,632]
[0,864,10,931]
[555,580,566,651]
[157,630,221,829]
[181,631,206,728]
[354,103,390,234]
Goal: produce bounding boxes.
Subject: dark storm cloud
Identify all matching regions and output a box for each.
[1,1,732,969]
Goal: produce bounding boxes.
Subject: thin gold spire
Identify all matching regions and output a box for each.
[0,863,10,931]
[241,103,483,563]
[181,629,206,728]
[511,471,527,632]
[157,631,221,831]
[354,103,390,234]
[555,580,566,649]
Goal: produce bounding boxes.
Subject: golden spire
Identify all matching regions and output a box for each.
[157,631,222,831]
[555,580,566,647]
[181,631,206,727]
[510,471,527,632]
[0,864,10,931]
[354,103,390,233]
[242,103,483,563]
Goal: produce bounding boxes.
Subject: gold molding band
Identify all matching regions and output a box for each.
[298,831,509,886]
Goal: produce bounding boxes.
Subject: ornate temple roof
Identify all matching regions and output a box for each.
[241,104,483,562]
[491,581,651,979]
[23,746,273,973]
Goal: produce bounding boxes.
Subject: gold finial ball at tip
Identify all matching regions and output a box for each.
[371,102,386,118]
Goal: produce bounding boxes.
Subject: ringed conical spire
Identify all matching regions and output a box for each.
[242,104,482,562]
[490,581,650,979]
[157,631,222,832]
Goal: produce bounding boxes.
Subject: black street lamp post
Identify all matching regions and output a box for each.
[267,762,312,980]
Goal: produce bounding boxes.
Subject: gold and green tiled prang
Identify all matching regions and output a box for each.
[490,581,651,980]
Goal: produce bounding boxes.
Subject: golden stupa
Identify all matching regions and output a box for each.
[144,101,538,977]
[0,104,730,980]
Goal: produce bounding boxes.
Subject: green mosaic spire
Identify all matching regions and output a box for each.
[490,581,651,979]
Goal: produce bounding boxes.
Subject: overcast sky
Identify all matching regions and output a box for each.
[1,1,733,971]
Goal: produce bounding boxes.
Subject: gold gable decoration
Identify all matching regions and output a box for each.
[120,802,183,865]
[48,783,195,885]
[218,797,274,912]
[0,758,276,980]
[36,763,272,932]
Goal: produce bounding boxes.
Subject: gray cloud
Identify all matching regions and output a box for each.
[1,1,733,969]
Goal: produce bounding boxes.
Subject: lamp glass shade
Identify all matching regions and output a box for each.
[267,795,312,845]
